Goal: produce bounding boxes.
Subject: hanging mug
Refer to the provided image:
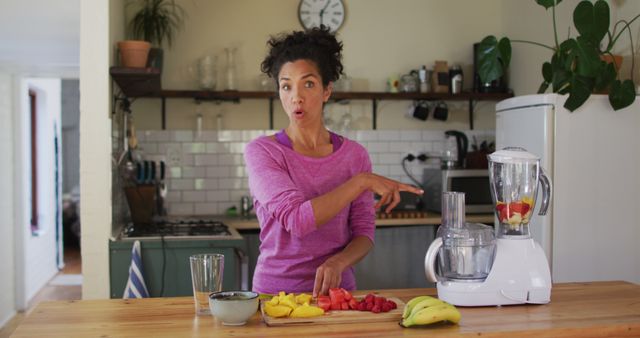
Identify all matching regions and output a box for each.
[433,101,448,121]
[412,101,429,121]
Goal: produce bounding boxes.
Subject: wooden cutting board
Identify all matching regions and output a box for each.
[260,295,405,326]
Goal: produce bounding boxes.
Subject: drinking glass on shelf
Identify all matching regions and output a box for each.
[198,55,217,90]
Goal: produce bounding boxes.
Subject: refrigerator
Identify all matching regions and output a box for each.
[495,94,640,284]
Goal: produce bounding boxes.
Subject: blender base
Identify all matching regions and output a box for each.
[436,238,552,307]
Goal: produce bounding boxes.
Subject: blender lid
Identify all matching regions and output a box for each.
[488,147,539,164]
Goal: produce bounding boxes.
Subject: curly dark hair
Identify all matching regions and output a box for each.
[261,26,343,87]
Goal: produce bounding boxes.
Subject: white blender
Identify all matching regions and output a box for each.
[425,147,552,306]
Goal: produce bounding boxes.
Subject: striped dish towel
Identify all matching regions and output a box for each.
[123,240,150,298]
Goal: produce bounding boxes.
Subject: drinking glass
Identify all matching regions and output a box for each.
[189,253,224,315]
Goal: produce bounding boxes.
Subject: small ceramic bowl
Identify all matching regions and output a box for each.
[209,291,259,326]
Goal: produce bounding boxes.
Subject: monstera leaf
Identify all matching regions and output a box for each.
[536,0,563,10]
[609,80,636,110]
[573,0,609,47]
[477,35,511,84]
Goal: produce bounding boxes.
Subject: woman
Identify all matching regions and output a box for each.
[244,27,423,297]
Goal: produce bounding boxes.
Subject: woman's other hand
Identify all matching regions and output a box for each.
[312,256,344,297]
[361,173,424,214]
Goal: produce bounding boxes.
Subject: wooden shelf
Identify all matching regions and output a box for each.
[110,66,514,130]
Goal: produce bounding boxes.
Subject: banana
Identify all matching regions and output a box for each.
[402,295,441,319]
[401,303,461,327]
[407,297,446,319]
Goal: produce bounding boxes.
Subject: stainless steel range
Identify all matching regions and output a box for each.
[110,217,246,298]
[120,218,242,240]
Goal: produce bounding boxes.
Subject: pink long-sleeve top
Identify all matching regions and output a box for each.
[244,135,376,294]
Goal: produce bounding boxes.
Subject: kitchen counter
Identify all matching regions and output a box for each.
[225,213,495,230]
[11,281,640,337]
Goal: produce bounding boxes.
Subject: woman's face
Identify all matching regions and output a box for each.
[278,59,332,127]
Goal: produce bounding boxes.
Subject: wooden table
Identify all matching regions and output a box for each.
[11,281,640,337]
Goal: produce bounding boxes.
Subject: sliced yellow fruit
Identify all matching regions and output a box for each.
[290,303,325,318]
[264,302,293,318]
[295,293,312,305]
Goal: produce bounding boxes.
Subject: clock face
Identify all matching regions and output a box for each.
[298,0,345,33]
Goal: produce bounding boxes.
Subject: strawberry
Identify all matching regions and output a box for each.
[348,298,358,310]
[386,300,397,309]
[381,302,392,312]
[340,301,349,310]
[329,288,345,303]
[365,302,374,311]
[357,301,367,311]
[340,288,353,301]
[371,305,381,313]
[374,296,384,308]
[364,294,375,305]
[317,295,331,311]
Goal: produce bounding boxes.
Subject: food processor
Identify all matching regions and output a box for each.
[425,147,552,306]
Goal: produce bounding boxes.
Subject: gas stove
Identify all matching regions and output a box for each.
[120,217,242,241]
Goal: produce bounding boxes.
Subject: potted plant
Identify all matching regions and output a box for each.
[126,0,186,69]
[477,0,639,112]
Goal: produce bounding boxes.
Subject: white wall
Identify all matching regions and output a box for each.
[0,71,16,327]
[79,0,114,299]
[126,0,503,131]
[17,78,63,306]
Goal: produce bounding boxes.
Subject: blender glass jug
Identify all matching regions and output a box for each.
[425,192,496,283]
[488,147,552,238]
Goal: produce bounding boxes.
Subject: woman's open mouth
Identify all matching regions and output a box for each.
[293,109,305,118]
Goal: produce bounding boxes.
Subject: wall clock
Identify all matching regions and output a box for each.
[298,0,345,33]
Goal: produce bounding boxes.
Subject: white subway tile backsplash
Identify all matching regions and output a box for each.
[207,190,230,202]
[173,130,194,142]
[219,178,245,189]
[169,203,194,215]
[377,130,401,141]
[400,131,422,141]
[422,130,445,141]
[183,143,206,154]
[194,154,218,166]
[165,191,182,203]
[183,166,206,178]
[228,142,246,154]
[183,191,207,202]
[140,143,158,154]
[229,166,246,178]
[195,178,218,190]
[171,178,194,190]
[205,142,224,153]
[195,203,218,215]
[206,166,230,178]
[372,164,390,176]
[198,131,218,142]
[388,142,407,152]
[182,154,195,166]
[378,153,401,164]
[169,167,182,178]
[137,128,493,217]
[367,142,389,153]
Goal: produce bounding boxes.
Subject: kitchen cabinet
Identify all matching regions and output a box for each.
[240,225,437,290]
[109,237,246,298]
[110,67,513,130]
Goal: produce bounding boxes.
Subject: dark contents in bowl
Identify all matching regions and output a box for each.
[209,291,258,301]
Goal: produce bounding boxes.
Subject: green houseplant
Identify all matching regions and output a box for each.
[478,0,639,112]
[127,0,186,69]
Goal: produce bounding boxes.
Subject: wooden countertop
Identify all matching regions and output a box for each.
[11,281,640,337]
[227,213,495,230]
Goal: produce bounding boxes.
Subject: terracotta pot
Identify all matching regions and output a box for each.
[118,40,152,68]
[601,54,623,72]
[595,54,624,94]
